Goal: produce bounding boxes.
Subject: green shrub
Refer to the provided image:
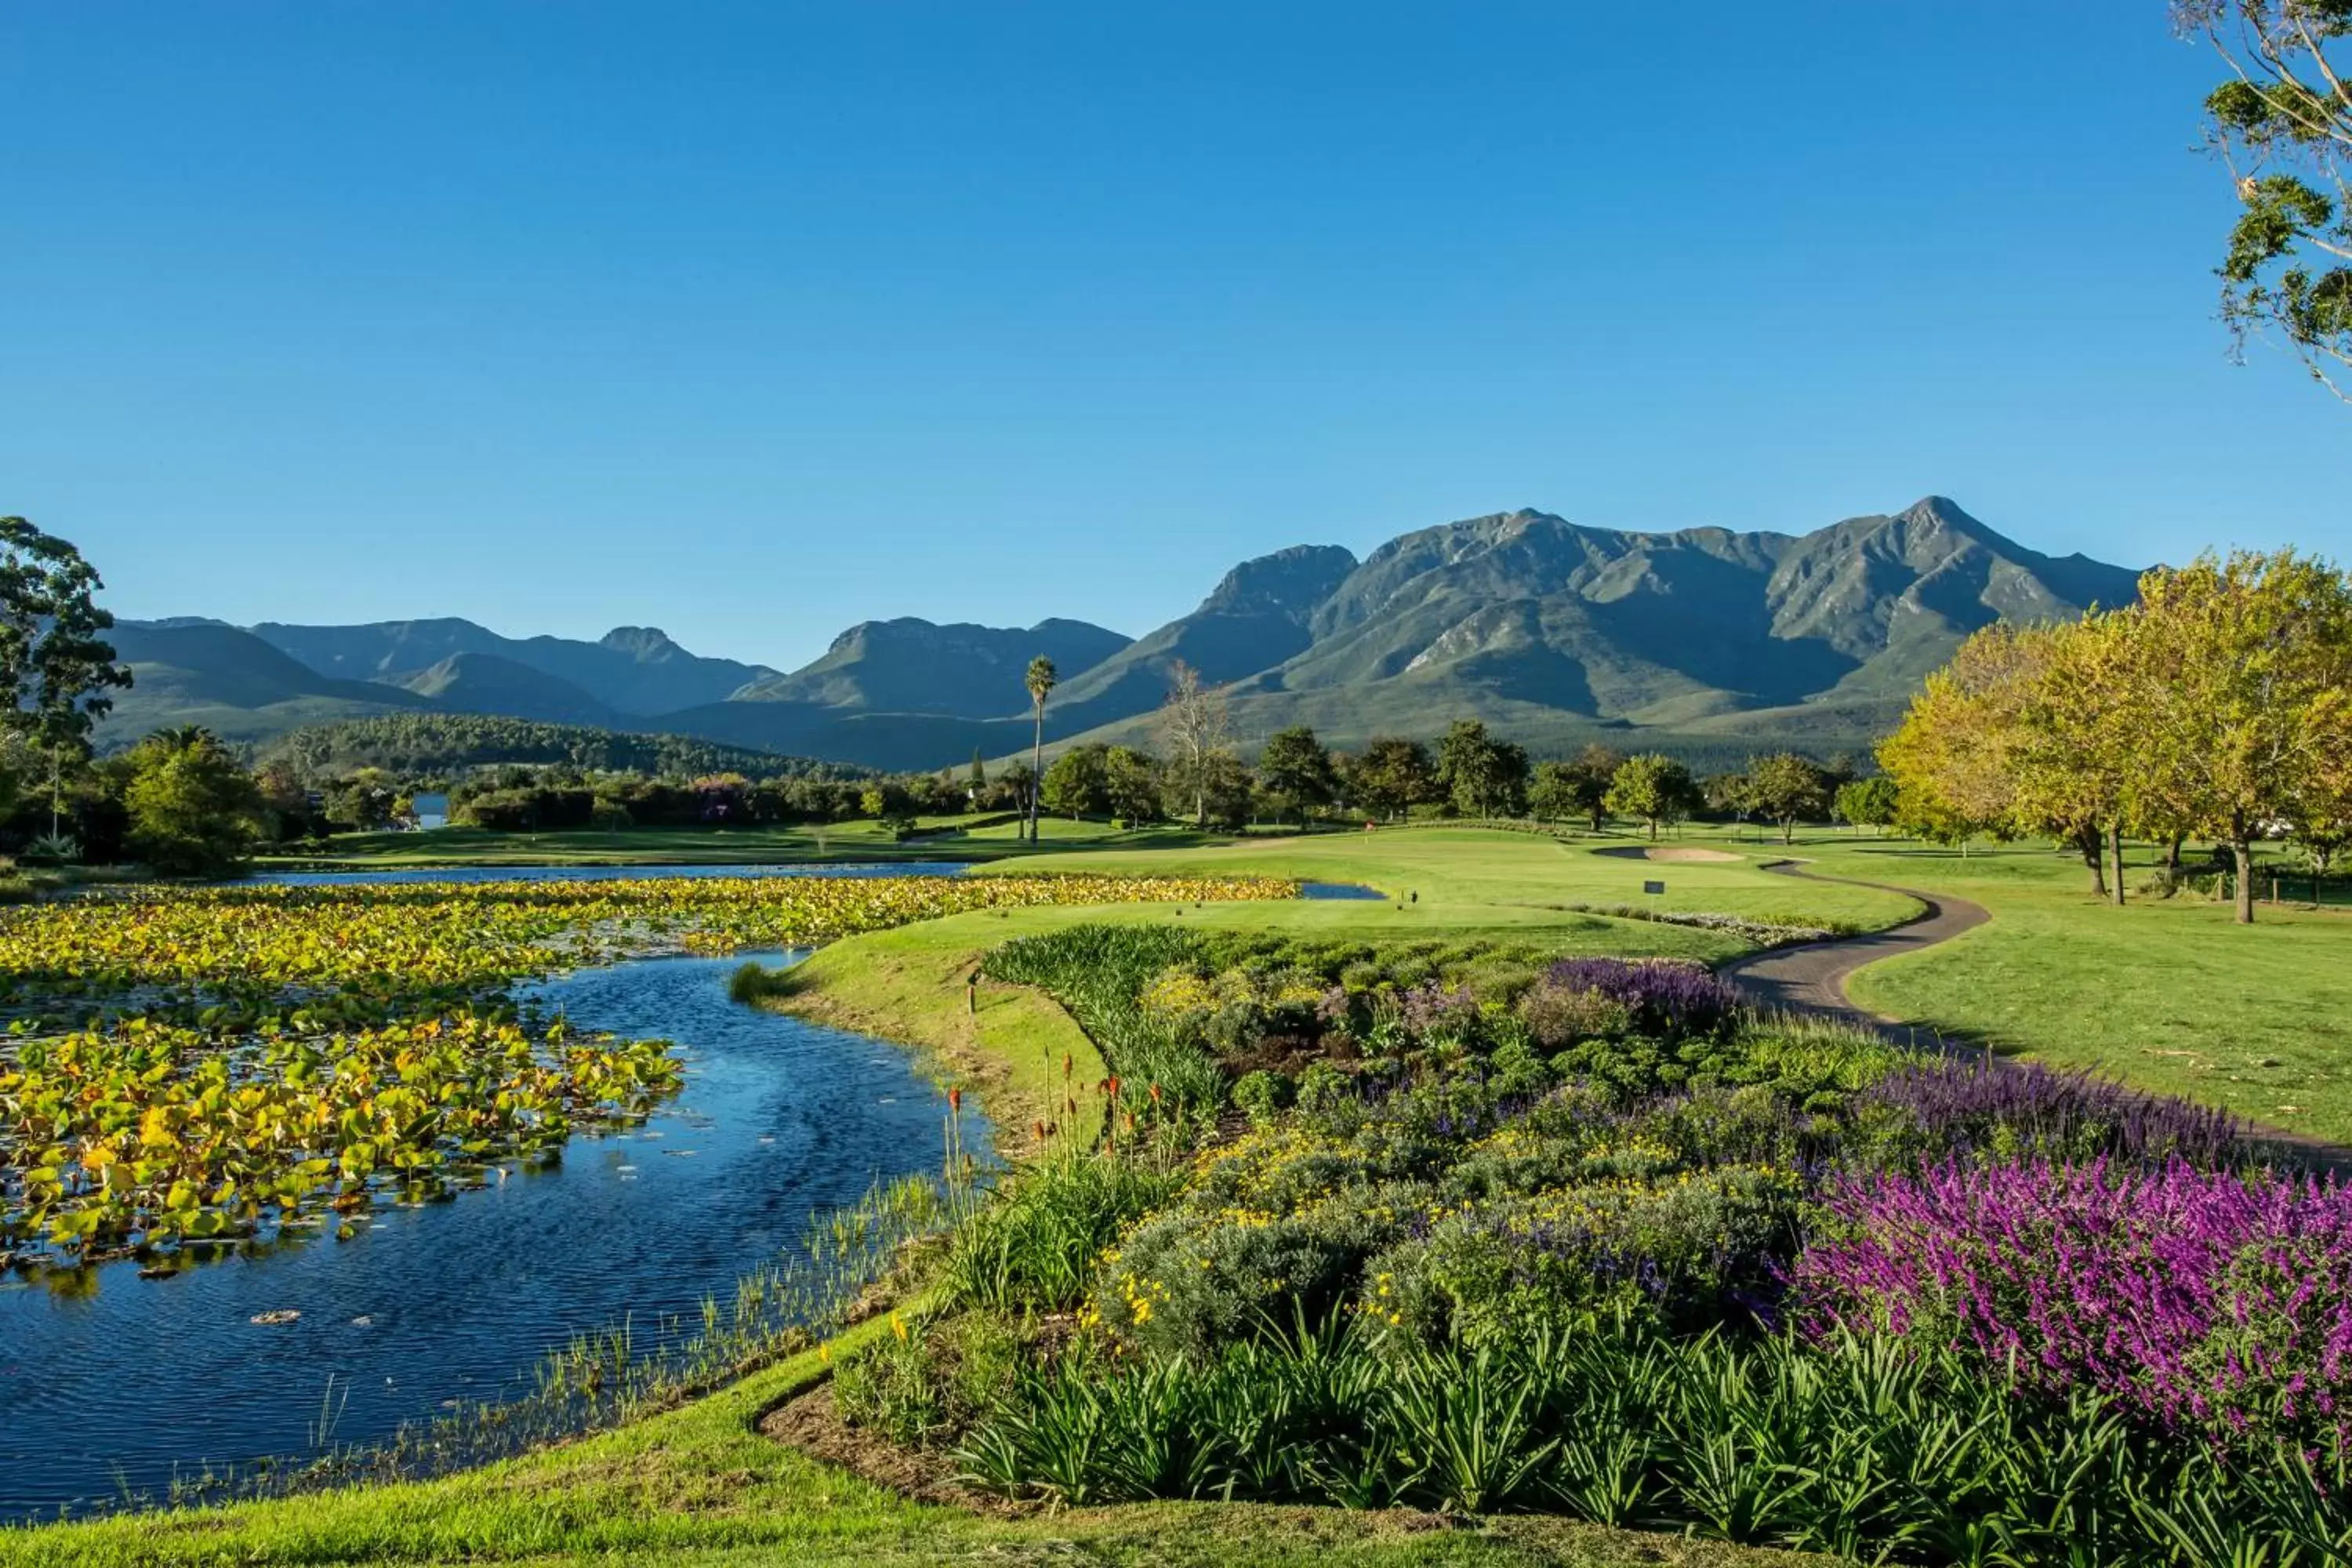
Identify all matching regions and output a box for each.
[1515,983,1632,1049]
[945,1152,1181,1312]
[1092,1189,1403,1359]
[957,1314,2351,1559]
[1232,1069,1293,1127]
[1373,1163,1806,1346]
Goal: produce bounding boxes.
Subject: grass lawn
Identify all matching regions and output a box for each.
[1714,829,2352,1145]
[256,818,1229,869]
[1029,826,1921,930]
[0,1315,1817,1567]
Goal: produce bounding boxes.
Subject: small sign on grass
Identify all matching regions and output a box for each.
[1643,880,1666,895]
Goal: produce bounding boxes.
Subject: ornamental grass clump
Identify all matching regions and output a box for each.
[1794,1156,2352,1449]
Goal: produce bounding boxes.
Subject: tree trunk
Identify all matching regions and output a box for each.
[1029,710,1044,844]
[2165,834,2184,877]
[2077,826,2107,897]
[1648,816,1658,842]
[1781,816,1795,846]
[2109,822,2126,906]
[2232,815,2255,924]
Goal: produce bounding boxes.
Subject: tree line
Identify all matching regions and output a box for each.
[1879,547,2352,923]
[256,713,866,781]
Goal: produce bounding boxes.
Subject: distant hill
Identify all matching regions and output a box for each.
[393,652,619,728]
[106,622,430,744]
[730,617,1130,715]
[1045,545,1359,734]
[103,495,2141,769]
[249,619,773,714]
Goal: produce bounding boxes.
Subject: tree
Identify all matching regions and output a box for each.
[1835,775,1902,833]
[323,767,402,832]
[1703,771,1759,826]
[1746,753,1831,845]
[1184,750,1256,829]
[1103,746,1161,823]
[1559,745,1623,831]
[967,748,987,809]
[1256,726,1338,824]
[860,779,917,836]
[1878,624,2042,862]
[1158,660,1234,829]
[1041,744,1112,819]
[2178,1,2352,400]
[1436,720,1530,818]
[2126,548,2352,923]
[124,727,264,877]
[1526,760,1584,825]
[1023,655,1057,844]
[1345,737,1436,821]
[0,519,132,839]
[252,760,313,843]
[1605,753,1699,840]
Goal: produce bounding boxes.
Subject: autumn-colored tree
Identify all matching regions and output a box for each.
[1878,624,2045,866]
[2126,549,2352,923]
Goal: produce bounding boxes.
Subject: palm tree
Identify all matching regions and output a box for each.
[1024,655,1057,844]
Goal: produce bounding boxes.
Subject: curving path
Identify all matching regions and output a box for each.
[1718,861,1989,1029]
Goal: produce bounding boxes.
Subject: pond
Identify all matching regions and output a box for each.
[0,947,992,1523]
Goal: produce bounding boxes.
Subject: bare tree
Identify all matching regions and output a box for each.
[1157,659,1232,829]
[2177,2,2352,398]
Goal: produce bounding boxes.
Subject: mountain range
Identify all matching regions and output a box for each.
[103,496,2143,771]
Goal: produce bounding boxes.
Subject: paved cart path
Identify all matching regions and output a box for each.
[1718,862,1989,1025]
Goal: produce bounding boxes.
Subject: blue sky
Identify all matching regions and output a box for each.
[4,2,2347,670]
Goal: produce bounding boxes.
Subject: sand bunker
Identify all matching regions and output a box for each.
[1592,845,1742,862]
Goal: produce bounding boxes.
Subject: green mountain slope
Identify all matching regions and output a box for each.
[728,617,1130,716]
[103,622,431,745]
[251,619,771,714]
[107,496,2139,769]
[393,652,619,728]
[1044,544,1359,733]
